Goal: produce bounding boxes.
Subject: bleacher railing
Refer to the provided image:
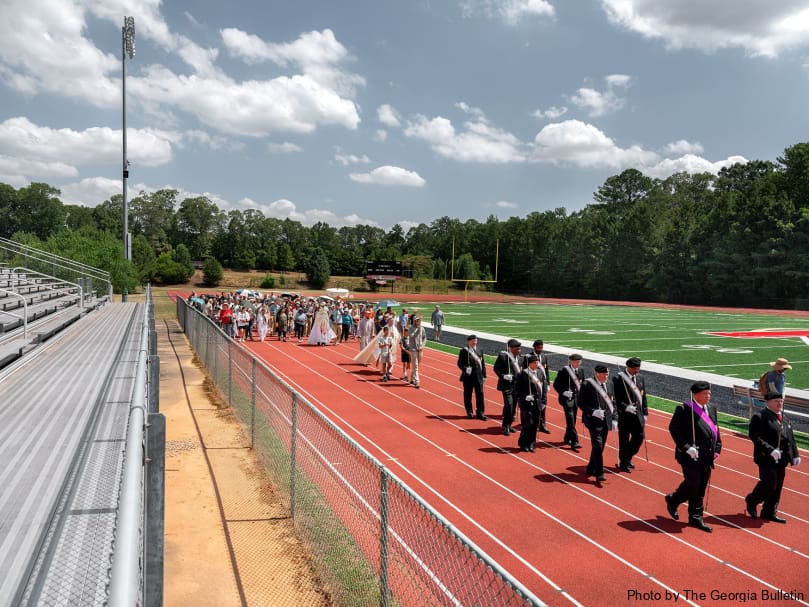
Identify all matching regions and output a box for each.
[0,236,112,301]
[177,297,545,607]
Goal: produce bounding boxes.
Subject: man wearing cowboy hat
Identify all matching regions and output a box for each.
[761,358,792,396]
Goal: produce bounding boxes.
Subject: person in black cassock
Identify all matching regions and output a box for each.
[579,364,616,482]
[457,334,487,420]
[552,353,585,449]
[745,392,801,523]
[665,381,722,532]
[522,340,551,434]
[613,357,649,472]
[494,339,522,435]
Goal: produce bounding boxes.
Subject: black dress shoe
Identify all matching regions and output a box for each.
[570,442,581,450]
[665,494,679,520]
[763,514,787,524]
[503,427,510,436]
[618,463,632,473]
[466,412,474,419]
[476,414,487,421]
[528,445,535,452]
[627,462,635,469]
[745,500,758,519]
[539,426,550,434]
[688,518,713,532]
[520,446,530,452]
[596,474,606,482]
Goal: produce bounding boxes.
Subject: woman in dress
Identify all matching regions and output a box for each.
[256,304,269,342]
[308,305,336,345]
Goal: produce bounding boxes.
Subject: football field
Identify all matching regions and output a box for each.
[403,301,809,390]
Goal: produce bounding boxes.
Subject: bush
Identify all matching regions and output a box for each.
[202,257,224,286]
[260,273,276,288]
[153,252,187,284]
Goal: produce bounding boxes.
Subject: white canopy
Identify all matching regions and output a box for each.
[326,287,350,297]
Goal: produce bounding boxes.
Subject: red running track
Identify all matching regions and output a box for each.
[235,334,808,607]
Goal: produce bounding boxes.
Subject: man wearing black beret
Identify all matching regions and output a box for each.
[613,357,649,473]
[745,392,800,523]
[665,381,722,532]
[494,339,523,435]
[516,354,543,452]
[579,364,616,482]
[457,334,487,420]
[522,340,550,434]
[553,353,585,449]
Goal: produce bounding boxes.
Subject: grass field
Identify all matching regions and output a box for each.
[402,302,809,391]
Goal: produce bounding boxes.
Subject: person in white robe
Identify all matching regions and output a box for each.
[308,305,336,345]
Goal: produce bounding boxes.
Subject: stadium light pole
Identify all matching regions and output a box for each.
[122,16,135,302]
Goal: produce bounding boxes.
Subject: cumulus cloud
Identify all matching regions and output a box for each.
[59,177,123,206]
[243,197,379,227]
[349,166,426,187]
[494,200,519,208]
[644,153,748,178]
[532,119,659,169]
[600,0,809,58]
[533,106,568,120]
[334,152,371,166]
[268,142,303,154]
[663,139,704,156]
[377,104,402,128]
[460,0,555,25]
[569,74,632,117]
[404,113,526,163]
[374,129,388,142]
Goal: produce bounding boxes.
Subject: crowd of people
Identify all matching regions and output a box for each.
[188,291,802,531]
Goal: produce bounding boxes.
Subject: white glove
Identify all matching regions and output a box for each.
[771,449,782,462]
[503,373,513,381]
[562,390,573,400]
[592,409,605,420]
[625,404,637,415]
[793,457,802,466]
[686,446,699,460]
[611,420,618,431]
[525,395,534,402]
[465,366,472,375]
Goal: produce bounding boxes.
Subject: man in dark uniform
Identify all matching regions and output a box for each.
[579,364,616,482]
[494,339,522,435]
[553,353,584,449]
[613,357,649,472]
[745,392,801,523]
[516,354,543,452]
[665,381,722,532]
[457,334,487,420]
[523,339,551,434]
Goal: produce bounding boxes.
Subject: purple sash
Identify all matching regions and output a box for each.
[686,400,718,442]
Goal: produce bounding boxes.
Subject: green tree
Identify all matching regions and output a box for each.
[173,243,195,280]
[131,233,156,283]
[202,257,224,286]
[173,195,224,259]
[130,188,177,252]
[306,247,330,289]
[152,251,187,284]
[11,183,65,240]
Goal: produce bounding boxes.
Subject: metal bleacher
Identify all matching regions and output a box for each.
[0,243,164,606]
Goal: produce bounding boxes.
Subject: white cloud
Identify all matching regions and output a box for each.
[404,114,526,163]
[59,176,122,206]
[532,119,659,169]
[268,142,303,154]
[398,220,419,233]
[601,0,809,58]
[644,153,748,178]
[349,166,426,187]
[334,153,371,166]
[494,200,519,208]
[244,197,379,227]
[460,0,555,25]
[533,106,568,120]
[569,74,631,117]
[455,101,487,122]
[377,104,402,128]
[663,139,704,156]
[0,155,78,186]
[374,129,388,142]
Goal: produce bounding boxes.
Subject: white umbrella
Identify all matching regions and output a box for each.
[326,287,350,297]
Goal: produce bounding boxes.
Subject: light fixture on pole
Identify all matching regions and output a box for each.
[122,15,135,301]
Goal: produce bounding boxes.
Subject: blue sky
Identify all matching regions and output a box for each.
[1,1,808,231]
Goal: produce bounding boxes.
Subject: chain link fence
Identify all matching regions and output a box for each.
[178,298,545,607]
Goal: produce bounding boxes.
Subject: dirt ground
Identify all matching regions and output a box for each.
[157,315,335,606]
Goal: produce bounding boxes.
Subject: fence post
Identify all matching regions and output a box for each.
[145,412,166,607]
[290,393,298,520]
[379,469,390,607]
[251,358,257,448]
[228,342,233,405]
[148,355,160,414]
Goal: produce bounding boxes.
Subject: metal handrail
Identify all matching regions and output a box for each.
[108,286,152,606]
[10,268,84,309]
[0,288,27,338]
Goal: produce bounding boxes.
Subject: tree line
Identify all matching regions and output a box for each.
[1,142,807,309]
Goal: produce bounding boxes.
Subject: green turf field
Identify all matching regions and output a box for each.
[405,302,809,391]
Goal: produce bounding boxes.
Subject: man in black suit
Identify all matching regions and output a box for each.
[457,334,487,420]
[494,339,522,435]
[523,339,550,434]
[516,354,543,452]
[665,381,722,532]
[613,357,649,472]
[579,365,616,481]
[552,353,584,449]
[745,392,801,523]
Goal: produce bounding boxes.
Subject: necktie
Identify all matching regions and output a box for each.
[777,413,782,423]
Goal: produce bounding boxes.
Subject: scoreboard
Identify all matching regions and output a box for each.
[366,261,402,281]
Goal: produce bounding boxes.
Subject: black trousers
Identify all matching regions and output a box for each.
[586,422,608,475]
[463,381,485,415]
[561,403,579,444]
[671,463,712,519]
[518,401,539,448]
[618,413,644,465]
[501,391,517,428]
[747,464,787,516]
